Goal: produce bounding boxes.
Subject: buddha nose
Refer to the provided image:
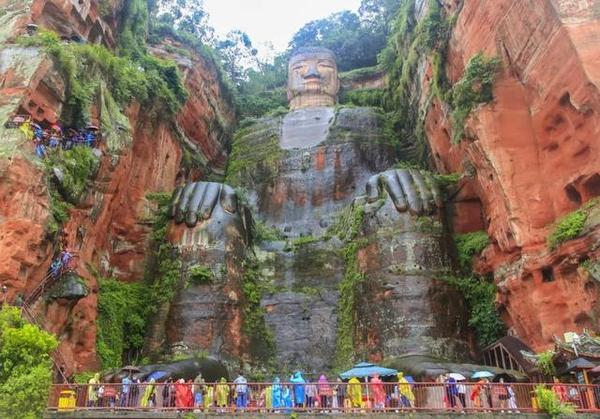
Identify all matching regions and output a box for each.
[304,64,321,79]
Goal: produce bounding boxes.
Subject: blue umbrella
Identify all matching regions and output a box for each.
[471,371,494,379]
[339,362,398,379]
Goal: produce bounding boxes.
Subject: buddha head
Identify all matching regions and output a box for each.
[288,47,339,110]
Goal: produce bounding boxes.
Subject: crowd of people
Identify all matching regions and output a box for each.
[7,114,101,158]
[73,371,545,413]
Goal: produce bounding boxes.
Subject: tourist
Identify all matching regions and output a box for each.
[87,373,100,407]
[120,374,132,407]
[457,379,467,409]
[282,385,293,412]
[397,372,415,409]
[445,375,458,409]
[552,377,568,402]
[348,377,363,409]
[318,374,331,409]
[290,371,306,408]
[193,373,204,410]
[103,384,117,408]
[272,377,283,410]
[203,381,214,411]
[506,382,518,412]
[140,378,156,408]
[494,378,509,411]
[175,378,187,410]
[234,374,248,409]
[371,373,385,410]
[305,379,317,409]
[334,377,346,411]
[215,377,229,412]
[130,377,141,407]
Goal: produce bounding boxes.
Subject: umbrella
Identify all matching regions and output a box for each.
[405,376,415,384]
[121,365,141,373]
[590,365,600,374]
[339,362,398,379]
[471,371,495,379]
[448,373,466,381]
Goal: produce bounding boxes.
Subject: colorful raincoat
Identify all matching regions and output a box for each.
[216,378,229,407]
[370,375,385,407]
[318,374,331,396]
[397,373,415,405]
[348,377,363,408]
[87,373,100,404]
[140,379,156,407]
[272,377,283,408]
[290,371,305,405]
[204,385,214,409]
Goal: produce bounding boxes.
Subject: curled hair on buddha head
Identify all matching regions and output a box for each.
[289,46,336,63]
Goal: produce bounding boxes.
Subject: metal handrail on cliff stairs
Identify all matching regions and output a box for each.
[20,304,70,384]
[25,269,57,306]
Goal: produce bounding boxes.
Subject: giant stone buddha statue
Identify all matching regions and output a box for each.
[150,47,473,372]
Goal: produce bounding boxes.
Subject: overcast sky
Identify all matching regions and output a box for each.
[203,0,362,59]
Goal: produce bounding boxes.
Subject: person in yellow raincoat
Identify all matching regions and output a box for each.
[140,378,156,408]
[87,373,100,407]
[397,372,415,408]
[215,378,230,412]
[203,382,214,411]
[348,377,363,408]
[264,384,273,411]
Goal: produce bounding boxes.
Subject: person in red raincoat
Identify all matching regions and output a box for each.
[185,380,194,408]
[175,379,188,409]
[371,374,386,410]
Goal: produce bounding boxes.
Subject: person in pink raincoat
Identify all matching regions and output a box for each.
[371,374,386,410]
[318,374,331,409]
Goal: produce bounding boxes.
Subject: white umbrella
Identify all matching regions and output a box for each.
[449,373,466,380]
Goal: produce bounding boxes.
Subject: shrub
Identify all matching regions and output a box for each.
[188,265,214,285]
[450,53,501,143]
[454,231,490,271]
[442,275,504,346]
[548,209,587,250]
[253,220,284,242]
[536,350,557,377]
[0,306,58,419]
[45,146,100,204]
[96,278,147,369]
[534,385,575,418]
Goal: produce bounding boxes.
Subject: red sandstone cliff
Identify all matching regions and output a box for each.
[0,0,235,371]
[425,0,600,350]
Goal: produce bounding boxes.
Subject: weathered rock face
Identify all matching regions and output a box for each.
[420,0,600,350]
[0,4,235,372]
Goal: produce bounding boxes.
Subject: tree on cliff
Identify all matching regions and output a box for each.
[149,0,214,42]
[0,306,58,418]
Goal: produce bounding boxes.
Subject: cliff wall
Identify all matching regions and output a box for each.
[0,0,235,372]
[422,0,600,350]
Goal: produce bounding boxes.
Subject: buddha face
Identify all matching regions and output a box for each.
[288,48,339,110]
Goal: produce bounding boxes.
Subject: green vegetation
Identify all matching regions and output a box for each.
[441,275,504,347]
[536,350,557,377]
[187,265,214,285]
[20,29,187,127]
[378,0,451,164]
[434,172,461,189]
[534,385,575,418]
[292,235,320,249]
[241,257,276,363]
[330,203,368,369]
[96,277,147,369]
[339,65,383,83]
[454,231,490,271]
[0,306,58,419]
[445,230,501,346]
[43,146,100,234]
[253,220,285,242]
[225,123,282,187]
[44,146,100,204]
[339,88,385,108]
[449,53,501,143]
[548,209,587,250]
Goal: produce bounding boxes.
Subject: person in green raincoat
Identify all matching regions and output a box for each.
[203,382,214,411]
[397,372,415,408]
[87,373,100,407]
[264,383,273,411]
[215,378,230,411]
[140,378,156,408]
[348,377,363,408]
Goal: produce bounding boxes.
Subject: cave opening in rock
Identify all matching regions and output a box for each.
[541,267,555,283]
[583,173,600,198]
[565,183,582,206]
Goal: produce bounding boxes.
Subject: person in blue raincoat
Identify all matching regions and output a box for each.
[282,386,293,413]
[272,377,283,409]
[290,371,306,407]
